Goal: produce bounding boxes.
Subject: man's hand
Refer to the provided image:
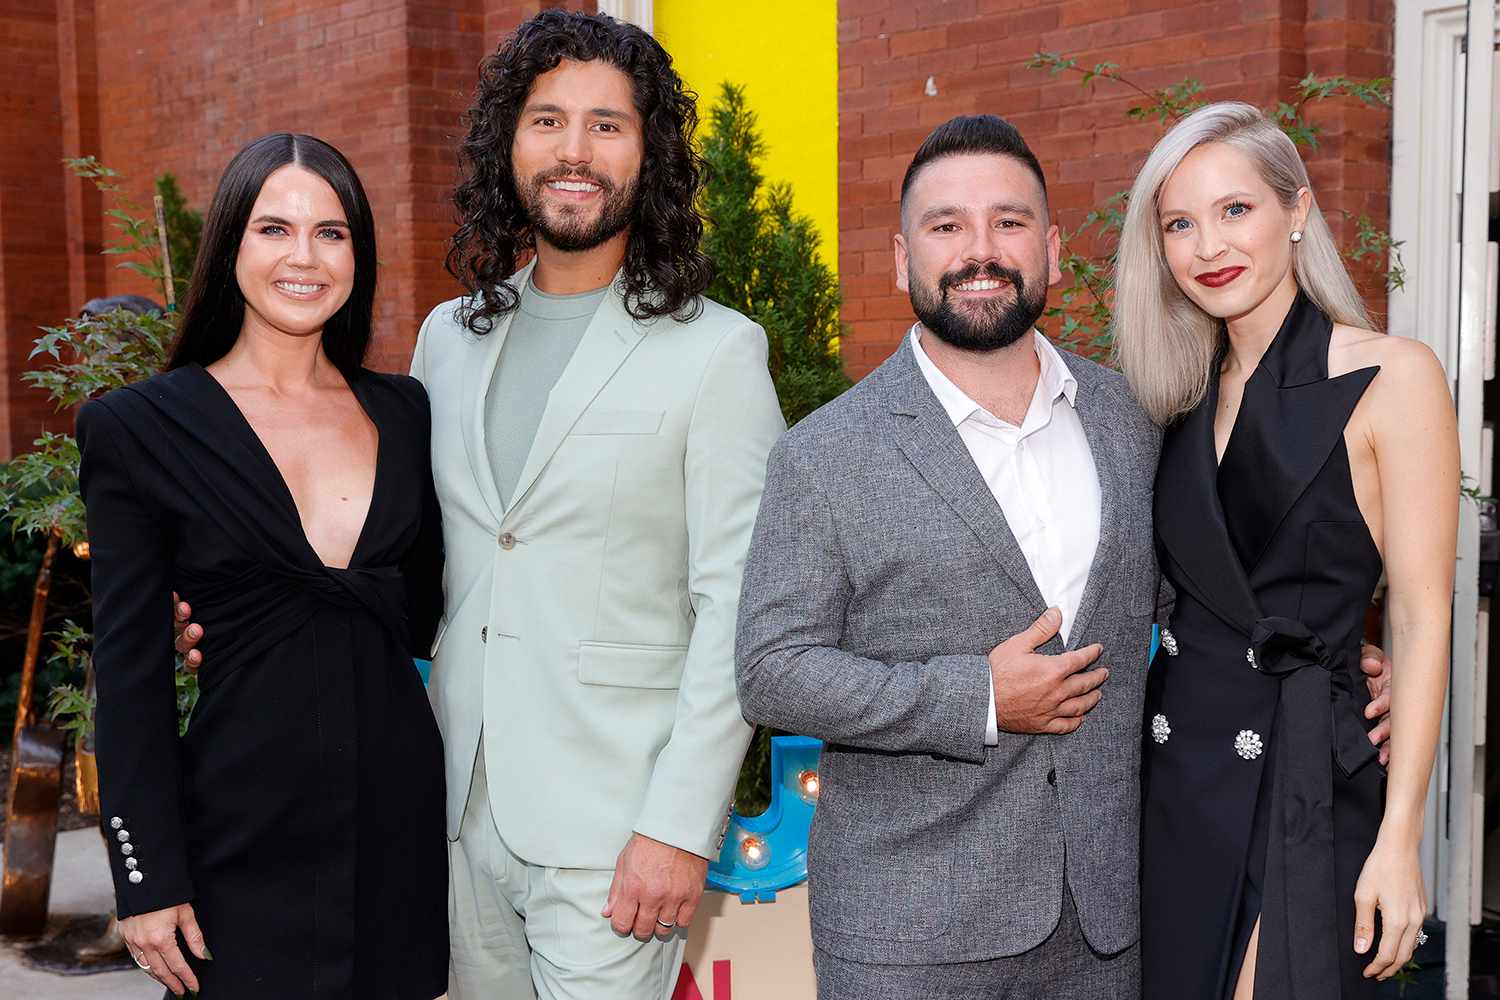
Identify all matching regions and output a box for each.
[172,593,203,672]
[1360,642,1393,767]
[119,902,210,996]
[989,608,1107,735]
[601,833,708,941]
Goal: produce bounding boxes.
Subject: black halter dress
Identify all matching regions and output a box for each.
[1140,293,1386,999]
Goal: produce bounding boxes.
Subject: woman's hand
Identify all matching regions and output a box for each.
[120,902,210,996]
[1353,834,1426,980]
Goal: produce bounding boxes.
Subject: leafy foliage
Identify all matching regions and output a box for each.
[25,305,176,408]
[155,172,204,298]
[700,83,851,427]
[1025,54,1404,354]
[0,159,198,740]
[698,83,851,813]
[44,620,95,740]
[0,434,83,545]
[66,156,199,302]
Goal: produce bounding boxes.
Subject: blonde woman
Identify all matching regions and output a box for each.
[1113,102,1456,999]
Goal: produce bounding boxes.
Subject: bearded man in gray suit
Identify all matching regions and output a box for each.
[734,116,1394,999]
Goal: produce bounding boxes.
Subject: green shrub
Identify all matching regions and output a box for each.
[698,83,850,815]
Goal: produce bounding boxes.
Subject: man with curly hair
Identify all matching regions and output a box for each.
[414,10,784,999]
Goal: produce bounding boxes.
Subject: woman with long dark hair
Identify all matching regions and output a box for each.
[78,133,447,998]
[1114,103,1456,998]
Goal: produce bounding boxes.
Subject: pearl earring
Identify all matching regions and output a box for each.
[1290,231,1303,243]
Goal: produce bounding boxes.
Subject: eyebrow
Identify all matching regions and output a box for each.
[524,102,636,123]
[918,201,1037,226]
[1158,191,1258,217]
[249,215,350,229]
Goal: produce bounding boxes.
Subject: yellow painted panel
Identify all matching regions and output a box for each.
[654,0,839,269]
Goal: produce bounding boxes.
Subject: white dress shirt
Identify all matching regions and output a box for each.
[909,326,1102,745]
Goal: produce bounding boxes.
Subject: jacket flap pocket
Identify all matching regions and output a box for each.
[572,409,664,435]
[578,641,688,689]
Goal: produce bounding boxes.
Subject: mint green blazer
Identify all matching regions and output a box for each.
[411,262,786,867]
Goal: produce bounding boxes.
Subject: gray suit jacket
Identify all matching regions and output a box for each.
[735,337,1162,964]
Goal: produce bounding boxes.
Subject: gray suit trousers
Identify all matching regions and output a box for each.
[812,888,1139,1000]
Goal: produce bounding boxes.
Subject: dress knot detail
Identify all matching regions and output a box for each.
[1249,616,1378,779]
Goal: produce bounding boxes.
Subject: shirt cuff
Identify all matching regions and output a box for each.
[985,678,999,746]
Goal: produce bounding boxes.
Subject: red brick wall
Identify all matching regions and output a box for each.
[836,0,1396,379]
[0,0,599,458]
[85,0,444,373]
[4,1,1389,453]
[0,0,72,456]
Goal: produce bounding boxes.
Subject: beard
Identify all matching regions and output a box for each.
[517,165,638,253]
[908,260,1048,353]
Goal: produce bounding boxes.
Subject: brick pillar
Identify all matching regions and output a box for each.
[0,0,71,458]
[58,0,106,313]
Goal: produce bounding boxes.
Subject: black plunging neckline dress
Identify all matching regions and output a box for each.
[1140,292,1386,999]
[78,364,448,999]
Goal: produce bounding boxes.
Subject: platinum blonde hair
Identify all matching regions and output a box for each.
[1111,101,1374,425]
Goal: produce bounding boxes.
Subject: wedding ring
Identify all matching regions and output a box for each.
[132,951,151,972]
[656,918,675,929]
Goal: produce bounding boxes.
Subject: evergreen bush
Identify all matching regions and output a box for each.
[698,83,850,815]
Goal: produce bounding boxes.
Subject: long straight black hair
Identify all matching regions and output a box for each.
[169,133,377,379]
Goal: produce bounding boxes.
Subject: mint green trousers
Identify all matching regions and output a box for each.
[447,738,687,1000]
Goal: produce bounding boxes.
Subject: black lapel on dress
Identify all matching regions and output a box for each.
[1154,377,1262,635]
[882,339,1049,613]
[125,365,336,570]
[1216,293,1379,572]
[1058,353,1122,650]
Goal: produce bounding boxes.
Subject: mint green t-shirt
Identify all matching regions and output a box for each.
[485,279,609,507]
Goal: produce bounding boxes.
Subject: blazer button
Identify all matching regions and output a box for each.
[498,532,516,550]
[480,626,488,643]
[1046,768,1057,786]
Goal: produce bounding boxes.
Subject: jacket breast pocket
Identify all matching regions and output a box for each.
[577,641,688,689]
[572,409,664,436]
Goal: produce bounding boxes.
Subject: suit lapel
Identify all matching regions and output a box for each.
[503,270,646,519]
[458,261,532,529]
[1060,356,1124,650]
[1154,375,1263,635]
[1216,294,1379,571]
[1152,290,1376,635]
[885,340,1049,614]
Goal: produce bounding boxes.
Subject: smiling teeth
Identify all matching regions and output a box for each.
[549,180,599,192]
[276,281,322,294]
[957,279,1004,291]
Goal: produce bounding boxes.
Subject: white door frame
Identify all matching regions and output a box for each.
[1391,2,1497,995]
[595,0,654,33]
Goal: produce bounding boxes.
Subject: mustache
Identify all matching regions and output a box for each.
[939,261,1024,295]
[529,165,616,194]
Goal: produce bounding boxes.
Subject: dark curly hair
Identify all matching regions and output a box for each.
[446,10,711,334]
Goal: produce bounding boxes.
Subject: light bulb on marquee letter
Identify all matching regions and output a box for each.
[739,834,771,871]
[796,769,820,803]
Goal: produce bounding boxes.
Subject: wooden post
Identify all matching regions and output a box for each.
[153,193,176,310]
[0,525,67,937]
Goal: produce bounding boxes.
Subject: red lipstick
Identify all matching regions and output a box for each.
[1195,266,1246,288]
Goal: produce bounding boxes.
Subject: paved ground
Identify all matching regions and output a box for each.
[0,827,1471,1000]
[0,827,157,999]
